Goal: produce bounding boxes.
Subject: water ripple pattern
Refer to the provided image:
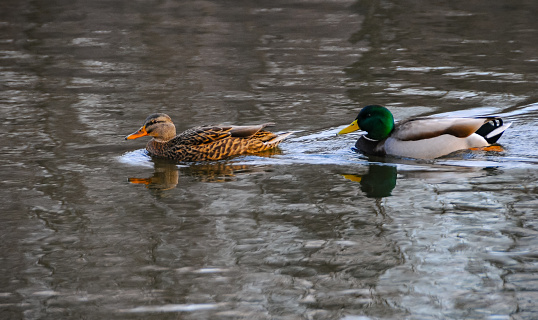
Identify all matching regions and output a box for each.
[1,0,537,319]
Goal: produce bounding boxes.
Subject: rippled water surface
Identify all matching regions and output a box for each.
[1,0,537,319]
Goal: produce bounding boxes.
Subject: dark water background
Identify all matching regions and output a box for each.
[1,0,537,319]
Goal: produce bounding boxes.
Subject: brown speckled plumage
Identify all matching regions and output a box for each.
[126,113,292,162]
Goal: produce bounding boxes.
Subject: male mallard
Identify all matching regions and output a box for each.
[338,105,511,159]
[126,113,292,162]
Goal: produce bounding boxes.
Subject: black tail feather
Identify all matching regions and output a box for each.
[476,118,508,144]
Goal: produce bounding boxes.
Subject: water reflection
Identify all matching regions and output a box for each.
[181,162,258,183]
[128,159,179,190]
[343,164,397,198]
[127,148,285,189]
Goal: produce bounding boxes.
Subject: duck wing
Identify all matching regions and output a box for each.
[173,123,276,145]
[392,117,497,141]
[229,123,275,137]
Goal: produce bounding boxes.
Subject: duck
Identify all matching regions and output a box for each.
[125,113,292,162]
[338,105,511,160]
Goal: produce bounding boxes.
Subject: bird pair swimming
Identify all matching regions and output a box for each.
[126,105,511,161]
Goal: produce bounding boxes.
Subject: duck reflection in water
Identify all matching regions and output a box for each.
[343,164,397,198]
[128,148,284,189]
[128,159,179,190]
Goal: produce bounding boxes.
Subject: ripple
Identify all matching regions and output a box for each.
[120,303,222,313]
[117,149,153,167]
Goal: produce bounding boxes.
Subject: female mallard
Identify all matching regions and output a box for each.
[126,113,292,162]
[338,105,511,160]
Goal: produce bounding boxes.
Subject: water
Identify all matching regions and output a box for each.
[1,0,537,319]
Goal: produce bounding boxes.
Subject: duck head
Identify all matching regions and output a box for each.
[125,113,177,142]
[338,105,395,140]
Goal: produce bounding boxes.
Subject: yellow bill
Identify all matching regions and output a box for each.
[342,174,362,183]
[338,119,360,134]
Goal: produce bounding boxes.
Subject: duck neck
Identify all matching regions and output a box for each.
[363,134,380,142]
[146,139,169,157]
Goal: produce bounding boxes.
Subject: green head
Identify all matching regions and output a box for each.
[339,105,395,140]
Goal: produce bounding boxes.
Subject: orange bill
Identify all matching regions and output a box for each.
[125,126,148,140]
[128,177,152,185]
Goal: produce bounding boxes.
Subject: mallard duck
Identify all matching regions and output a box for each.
[125,113,292,162]
[338,105,511,159]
